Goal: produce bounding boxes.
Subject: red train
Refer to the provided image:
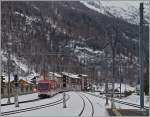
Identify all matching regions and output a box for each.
[37,79,61,98]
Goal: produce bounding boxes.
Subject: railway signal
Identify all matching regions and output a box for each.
[14,74,19,107]
[62,75,66,88]
[1,75,5,87]
[14,74,19,87]
[105,80,109,105]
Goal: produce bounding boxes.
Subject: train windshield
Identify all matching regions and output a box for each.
[38,83,49,90]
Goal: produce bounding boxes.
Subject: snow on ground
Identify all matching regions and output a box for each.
[114,101,139,109]
[1,93,63,113]
[119,93,149,107]
[114,93,150,109]
[4,92,83,116]
[114,83,135,92]
[93,83,135,93]
[89,92,139,109]
[89,91,149,109]
[1,93,38,105]
[2,91,148,116]
[1,92,111,117]
[91,83,149,108]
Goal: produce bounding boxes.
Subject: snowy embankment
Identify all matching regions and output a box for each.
[1,93,63,113]
[89,91,149,109]
[1,93,38,105]
[119,94,149,107]
[91,83,149,108]
[93,83,135,93]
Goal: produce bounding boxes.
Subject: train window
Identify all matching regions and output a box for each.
[38,83,49,90]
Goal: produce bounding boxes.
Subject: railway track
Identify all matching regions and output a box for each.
[1,91,69,106]
[1,94,70,116]
[78,93,86,117]
[77,93,94,117]
[83,94,94,116]
[1,98,40,106]
[86,92,149,110]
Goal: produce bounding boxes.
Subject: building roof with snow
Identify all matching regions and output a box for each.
[49,72,62,78]
[62,72,81,79]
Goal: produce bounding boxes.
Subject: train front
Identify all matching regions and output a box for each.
[37,80,51,98]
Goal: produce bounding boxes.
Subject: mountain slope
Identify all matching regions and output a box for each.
[1,1,149,82]
[80,0,149,25]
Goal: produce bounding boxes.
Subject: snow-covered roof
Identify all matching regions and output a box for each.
[49,72,62,78]
[62,72,80,79]
[2,71,40,83]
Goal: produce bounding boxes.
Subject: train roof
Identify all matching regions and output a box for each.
[37,79,51,83]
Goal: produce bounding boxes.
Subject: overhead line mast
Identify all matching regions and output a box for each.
[139,2,144,110]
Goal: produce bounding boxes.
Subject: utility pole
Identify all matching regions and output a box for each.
[14,74,19,107]
[105,80,109,105]
[111,27,116,109]
[0,0,1,109]
[7,2,13,104]
[43,56,46,80]
[139,3,144,110]
[111,39,115,108]
[119,54,122,99]
[7,41,12,104]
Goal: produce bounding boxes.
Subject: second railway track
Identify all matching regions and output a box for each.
[86,92,149,110]
[77,92,94,117]
[1,91,69,106]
